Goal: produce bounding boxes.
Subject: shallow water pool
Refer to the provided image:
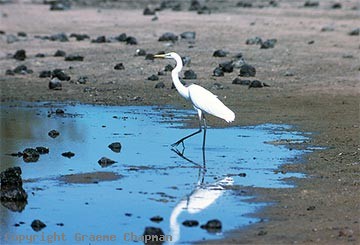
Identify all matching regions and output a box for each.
[0,103,311,244]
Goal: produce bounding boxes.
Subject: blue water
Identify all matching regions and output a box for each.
[0,103,311,244]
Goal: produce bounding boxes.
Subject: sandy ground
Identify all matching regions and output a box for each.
[0,1,359,244]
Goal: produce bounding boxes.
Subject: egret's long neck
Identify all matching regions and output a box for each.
[171,55,189,100]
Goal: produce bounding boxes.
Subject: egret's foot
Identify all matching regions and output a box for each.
[171,140,185,149]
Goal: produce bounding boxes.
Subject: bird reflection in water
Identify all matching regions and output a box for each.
[169,148,234,243]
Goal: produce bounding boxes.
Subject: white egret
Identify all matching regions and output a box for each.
[154,52,235,149]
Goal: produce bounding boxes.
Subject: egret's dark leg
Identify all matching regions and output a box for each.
[171,121,202,148]
[202,117,207,151]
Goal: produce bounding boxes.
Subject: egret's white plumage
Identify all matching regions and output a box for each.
[154,52,235,149]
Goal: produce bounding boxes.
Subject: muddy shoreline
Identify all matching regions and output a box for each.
[1,1,359,244]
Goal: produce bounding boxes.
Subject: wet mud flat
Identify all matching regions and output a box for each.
[0,0,359,244]
[0,102,315,244]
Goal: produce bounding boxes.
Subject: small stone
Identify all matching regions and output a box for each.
[184,70,197,79]
[219,61,234,73]
[13,50,26,61]
[308,40,315,44]
[108,142,122,153]
[98,157,117,167]
[13,65,29,75]
[155,82,165,89]
[246,37,262,45]
[164,64,174,71]
[17,31,27,37]
[49,78,62,90]
[65,55,84,61]
[61,152,75,158]
[158,32,178,42]
[321,26,334,32]
[258,230,267,236]
[22,148,40,163]
[91,36,107,43]
[260,39,277,49]
[54,50,66,57]
[182,56,192,66]
[148,74,159,81]
[304,1,319,7]
[150,216,163,223]
[348,28,360,36]
[69,33,90,41]
[115,33,127,42]
[49,33,68,42]
[237,1,253,8]
[143,7,156,15]
[35,53,45,58]
[52,69,70,81]
[48,129,60,138]
[31,220,46,232]
[239,173,246,177]
[35,147,49,154]
[248,80,270,88]
[114,63,125,70]
[145,54,154,60]
[182,220,199,227]
[126,36,138,45]
[213,67,224,77]
[307,205,316,211]
[213,49,227,57]
[239,64,256,77]
[200,219,222,232]
[135,49,146,56]
[77,76,88,84]
[212,83,224,90]
[232,78,251,85]
[331,3,341,9]
[5,69,15,76]
[180,31,196,40]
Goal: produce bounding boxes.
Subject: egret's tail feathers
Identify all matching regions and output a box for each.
[222,109,235,123]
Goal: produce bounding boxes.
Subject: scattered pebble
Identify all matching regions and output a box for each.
[213,49,228,57]
[13,49,26,61]
[219,61,234,73]
[108,142,122,153]
[180,31,196,40]
[331,3,341,9]
[54,50,66,57]
[200,219,222,232]
[31,220,46,232]
[148,74,159,81]
[348,28,360,36]
[98,157,117,167]
[164,64,174,71]
[114,63,125,70]
[35,147,49,154]
[50,0,71,11]
[77,76,88,84]
[258,230,268,236]
[91,36,107,43]
[285,71,295,76]
[307,205,316,211]
[260,39,277,49]
[49,78,62,90]
[143,7,156,15]
[155,82,165,89]
[150,216,164,223]
[61,152,75,158]
[184,70,197,79]
[232,78,251,85]
[0,167,28,205]
[48,129,60,138]
[183,220,199,227]
[12,65,33,75]
[239,64,256,77]
[65,54,84,61]
[304,1,319,7]
[125,36,138,45]
[212,83,224,90]
[182,56,191,66]
[69,33,90,41]
[22,148,40,163]
[246,37,262,45]
[135,49,146,56]
[237,1,253,8]
[213,67,224,77]
[35,53,45,58]
[115,33,127,42]
[49,32,69,42]
[248,80,270,88]
[321,26,334,32]
[52,69,70,81]
[158,32,178,42]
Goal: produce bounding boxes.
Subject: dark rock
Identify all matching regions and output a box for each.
[213,67,224,77]
[49,78,62,90]
[321,26,334,32]
[308,40,315,44]
[31,220,46,232]
[180,31,196,40]
[331,3,341,9]
[126,36,138,45]
[36,147,49,154]
[152,15,159,21]
[213,49,228,57]
[212,83,224,90]
[239,173,247,177]
[155,82,165,89]
[260,39,277,49]
[158,71,165,76]
[182,56,191,66]
[258,230,267,236]
[158,32,178,42]
[13,50,26,61]
[184,70,197,79]
[62,152,75,158]
[248,80,270,88]
[17,32,27,37]
[22,148,40,163]
[115,33,127,42]
[246,36,263,45]
[77,76,88,84]
[200,219,222,232]
[54,50,66,57]
[65,55,84,61]
[239,64,256,77]
[219,61,234,73]
[164,64,174,71]
[98,157,117,168]
[150,216,164,223]
[145,54,154,60]
[114,63,125,70]
[69,33,90,41]
[182,220,199,227]
[189,0,202,11]
[13,65,32,75]
[304,1,319,7]
[135,49,146,56]
[49,33,68,42]
[232,78,251,85]
[307,205,316,211]
[5,69,15,76]
[55,109,64,114]
[143,7,156,15]
[0,167,28,211]
[236,1,253,8]
[52,69,70,81]
[91,36,107,43]
[48,129,60,138]
[35,53,45,58]
[348,28,360,36]
[108,142,122,153]
[284,71,295,76]
[148,74,159,81]
[50,0,71,11]
[143,227,165,238]
[197,6,211,15]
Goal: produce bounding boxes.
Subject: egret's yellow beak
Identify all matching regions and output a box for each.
[153,54,166,59]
